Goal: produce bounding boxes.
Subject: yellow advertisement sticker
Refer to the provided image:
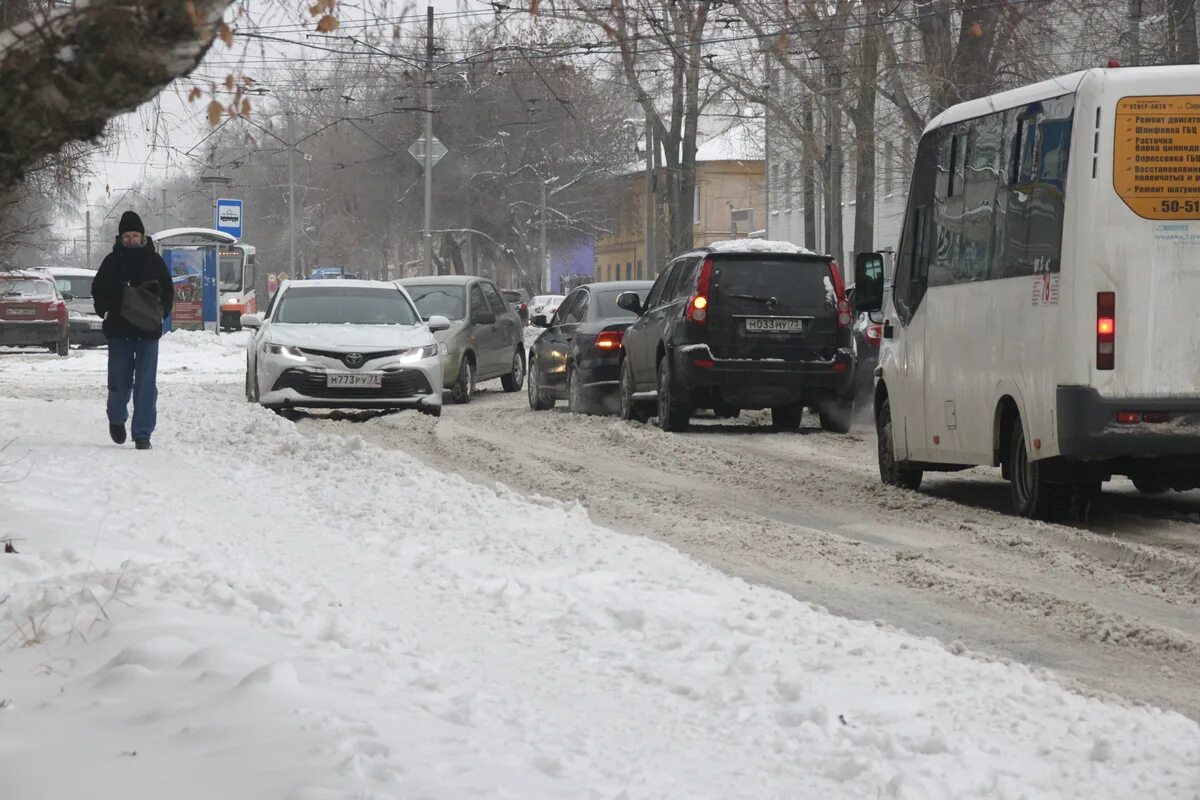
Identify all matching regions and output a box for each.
[1114,96,1200,219]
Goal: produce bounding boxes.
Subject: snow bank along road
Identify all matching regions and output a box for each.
[320,381,1200,722]
[1,335,1199,800]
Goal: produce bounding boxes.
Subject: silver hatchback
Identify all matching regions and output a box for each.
[398,276,526,403]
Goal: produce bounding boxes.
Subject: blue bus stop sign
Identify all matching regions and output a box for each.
[216,198,243,238]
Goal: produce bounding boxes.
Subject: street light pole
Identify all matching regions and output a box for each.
[540,180,548,293]
[288,110,297,278]
[423,5,434,275]
[85,209,91,268]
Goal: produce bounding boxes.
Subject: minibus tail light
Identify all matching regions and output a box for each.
[1097,292,1115,371]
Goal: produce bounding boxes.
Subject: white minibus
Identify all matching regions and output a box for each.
[854,65,1200,520]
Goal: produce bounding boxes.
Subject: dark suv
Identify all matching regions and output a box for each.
[615,243,856,432]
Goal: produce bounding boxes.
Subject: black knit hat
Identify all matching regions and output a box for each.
[118,211,145,235]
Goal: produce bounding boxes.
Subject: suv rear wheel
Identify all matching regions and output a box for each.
[618,359,649,423]
[877,398,922,491]
[818,399,853,434]
[656,354,690,432]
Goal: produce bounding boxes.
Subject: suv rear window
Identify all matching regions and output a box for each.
[713,256,836,313]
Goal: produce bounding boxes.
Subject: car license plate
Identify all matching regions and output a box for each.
[327,373,382,388]
[6,308,35,317]
[745,317,804,333]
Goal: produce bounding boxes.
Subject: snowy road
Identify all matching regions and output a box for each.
[2,336,1199,799]
[317,381,1200,721]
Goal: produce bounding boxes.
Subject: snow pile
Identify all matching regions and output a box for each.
[1,336,1199,799]
[0,329,250,382]
[706,238,819,256]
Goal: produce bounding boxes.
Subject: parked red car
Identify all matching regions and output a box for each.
[0,271,70,356]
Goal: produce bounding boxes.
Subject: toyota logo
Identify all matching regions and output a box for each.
[344,352,364,367]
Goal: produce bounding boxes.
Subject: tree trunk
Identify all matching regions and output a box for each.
[852,23,880,261]
[1170,0,1199,63]
[802,94,818,252]
[0,0,232,190]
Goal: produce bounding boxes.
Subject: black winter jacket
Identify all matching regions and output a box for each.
[92,237,174,340]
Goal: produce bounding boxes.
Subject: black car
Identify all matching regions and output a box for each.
[616,243,856,432]
[527,280,653,414]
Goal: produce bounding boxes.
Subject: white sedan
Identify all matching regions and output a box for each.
[528,294,565,324]
[241,279,449,416]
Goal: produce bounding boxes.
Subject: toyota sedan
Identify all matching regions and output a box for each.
[242,280,449,415]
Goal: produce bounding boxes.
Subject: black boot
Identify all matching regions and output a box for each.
[109,423,127,445]
[135,439,152,451]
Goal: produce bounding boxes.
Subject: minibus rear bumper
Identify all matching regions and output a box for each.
[1057,386,1200,458]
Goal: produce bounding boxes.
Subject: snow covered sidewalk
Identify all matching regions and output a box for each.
[1,335,1199,799]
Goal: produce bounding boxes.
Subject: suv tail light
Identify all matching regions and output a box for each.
[687,256,714,324]
[865,323,883,346]
[1097,291,1115,370]
[595,331,623,350]
[828,260,852,329]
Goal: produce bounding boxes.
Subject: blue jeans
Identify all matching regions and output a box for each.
[107,338,159,441]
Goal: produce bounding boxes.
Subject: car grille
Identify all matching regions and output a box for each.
[299,347,407,368]
[272,368,433,398]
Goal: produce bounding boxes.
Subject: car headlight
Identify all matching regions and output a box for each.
[265,343,306,361]
[399,344,439,364]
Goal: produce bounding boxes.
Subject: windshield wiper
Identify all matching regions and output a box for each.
[727,293,778,305]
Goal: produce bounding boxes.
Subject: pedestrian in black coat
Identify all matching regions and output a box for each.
[91,211,174,450]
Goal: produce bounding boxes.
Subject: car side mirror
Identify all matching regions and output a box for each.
[531,314,549,328]
[853,252,885,314]
[426,314,451,333]
[473,309,497,326]
[240,313,264,329]
[616,291,643,315]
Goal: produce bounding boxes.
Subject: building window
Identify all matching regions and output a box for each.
[637,259,643,278]
[626,262,632,280]
[694,184,701,225]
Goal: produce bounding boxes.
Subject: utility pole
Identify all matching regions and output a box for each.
[161,187,169,231]
[1128,0,1143,65]
[85,209,91,268]
[540,180,548,293]
[287,110,297,278]
[644,112,655,280]
[423,5,434,275]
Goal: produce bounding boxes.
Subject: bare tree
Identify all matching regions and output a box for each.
[534,1,723,255]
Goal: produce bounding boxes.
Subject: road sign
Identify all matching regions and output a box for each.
[408,136,447,167]
[216,198,243,238]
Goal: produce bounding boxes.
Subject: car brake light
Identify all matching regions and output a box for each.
[595,331,623,350]
[1097,292,1115,370]
[687,257,714,324]
[828,260,852,329]
[1143,410,1169,423]
[1116,411,1140,424]
[865,324,882,344]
